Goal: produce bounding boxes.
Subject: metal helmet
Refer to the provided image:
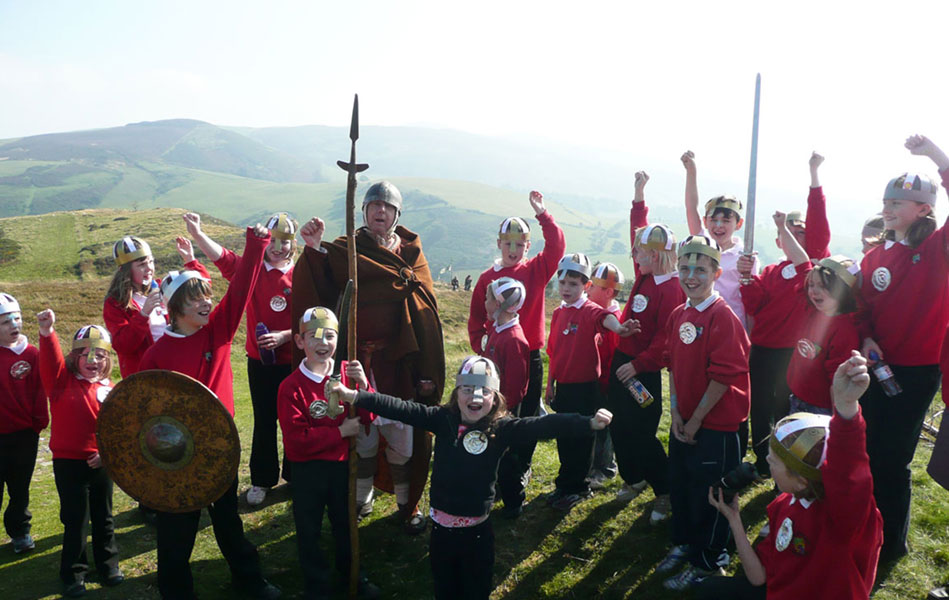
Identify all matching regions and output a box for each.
[113,236,152,266]
[362,181,402,237]
[265,213,298,241]
[883,172,938,207]
[591,263,625,290]
[487,277,526,320]
[678,235,722,265]
[455,355,501,397]
[498,217,531,243]
[704,195,743,219]
[557,253,593,281]
[72,325,112,353]
[299,307,339,340]
[769,412,831,483]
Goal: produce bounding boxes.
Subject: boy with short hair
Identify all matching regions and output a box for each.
[0,293,47,554]
[700,352,883,600]
[682,151,760,330]
[277,307,379,599]
[659,235,751,591]
[468,190,565,498]
[482,277,531,517]
[586,263,624,488]
[545,253,637,512]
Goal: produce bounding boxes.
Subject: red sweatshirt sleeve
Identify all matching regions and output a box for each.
[535,210,566,280]
[706,308,751,385]
[468,274,490,353]
[823,409,877,537]
[39,331,68,400]
[938,169,949,263]
[546,308,561,361]
[739,273,767,316]
[277,381,344,458]
[804,186,831,260]
[102,297,150,358]
[212,248,240,282]
[630,202,649,241]
[208,229,268,340]
[632,284,682,373]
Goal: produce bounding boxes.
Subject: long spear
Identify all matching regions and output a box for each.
[741,73,761,284]
[336,94,369,599]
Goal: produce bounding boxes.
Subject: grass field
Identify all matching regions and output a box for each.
[0,226,946,598]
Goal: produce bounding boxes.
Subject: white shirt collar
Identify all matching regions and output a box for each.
[686,292,719,312]
[560,293,588,310]
[883,239,910,250]
[264,259,292,274]
[299,358,334,384]
[654,271,677,285]
[789,496,814,509]
[493,314,520,333]
[162,327,187,338]
[1,334,29,355]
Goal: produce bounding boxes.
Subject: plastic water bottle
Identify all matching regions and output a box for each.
[624,377,654,408]
[256,322,276,366]
[869,351,902,397]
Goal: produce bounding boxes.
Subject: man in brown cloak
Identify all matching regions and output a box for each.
[291,181,445,534]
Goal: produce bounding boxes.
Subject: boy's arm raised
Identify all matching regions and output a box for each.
[682,151,703,235]
[805,152,831,259]
[774,211,808,267]
[209,225,268,339]
[531,191,567,277]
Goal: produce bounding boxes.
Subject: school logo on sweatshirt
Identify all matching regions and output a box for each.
[309,400,328,419]
[775,517,794,552]
[679,322,698,344]
[270,295,287,312]
[9,360,30,380]
[871,267,891,292]
[796,339,821,360]
[781,263,797,279]
[463,430,488,455]
[632,294,649,313]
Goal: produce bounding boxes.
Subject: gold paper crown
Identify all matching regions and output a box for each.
[677,235,721,264]
[300,307,338,338]
[769,412,830,482]
[816,255,859,288]
[635,224,676,252]
[704,195,743,218]
[591,263,624,289]
[498,217,531,242]
[72,325,112,352]
[266,213,298,241]
[113,236,152,266]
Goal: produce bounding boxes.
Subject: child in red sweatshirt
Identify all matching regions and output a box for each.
[37,311,121,597]
[277,307,379,599]
[701,352,883,600]
[0,293,47,555]
[659,235,750,591]
[139,224,281,600]
[482,277,531,517]
[545,253,637,512]
[185,211,298,506]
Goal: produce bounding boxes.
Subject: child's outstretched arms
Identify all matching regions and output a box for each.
[633,171,649,204]
[831,351,870,420]
[906,134,949,171]
[681,151,703,235]
[809,151,824,188]
[603,314,641,338]
[528,190,547,216]
[708,487,766,585]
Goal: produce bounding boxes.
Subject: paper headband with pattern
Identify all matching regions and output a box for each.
[769,413,830,482]
[72,325,113,352]
[455,356,500,391]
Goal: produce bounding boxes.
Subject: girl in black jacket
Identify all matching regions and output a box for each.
[331,355,612,600]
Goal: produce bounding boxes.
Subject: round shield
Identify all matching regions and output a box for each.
[96,370,240,513]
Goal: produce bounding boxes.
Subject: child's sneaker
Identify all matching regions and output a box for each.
[246,486,268,506]
[551,490,593,512]
[615,480,648,502]
[649,494,671,525]
[655,544,689,573]
[11,534,34,554]
[587,471,610,490]
[663,564,722,591]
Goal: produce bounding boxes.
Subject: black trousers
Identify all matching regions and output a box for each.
[552,381,598,495]
[696,574,767,599]
[605,353,669,494]
[0,428,38,538]
[247,358,292,487]
[496,350,543,508]
[860,363,940,559]
[669,429,740,571]
[156,478,263,600]
[290,459,352,598]
[430,519,494,600]
[745,345,793,474]
[52,458,118,585]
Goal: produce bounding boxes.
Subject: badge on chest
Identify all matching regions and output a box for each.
[462,430,488,455]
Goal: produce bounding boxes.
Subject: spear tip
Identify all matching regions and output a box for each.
[349,94,359,142]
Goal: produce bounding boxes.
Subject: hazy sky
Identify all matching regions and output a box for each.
[2,0,949,223]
